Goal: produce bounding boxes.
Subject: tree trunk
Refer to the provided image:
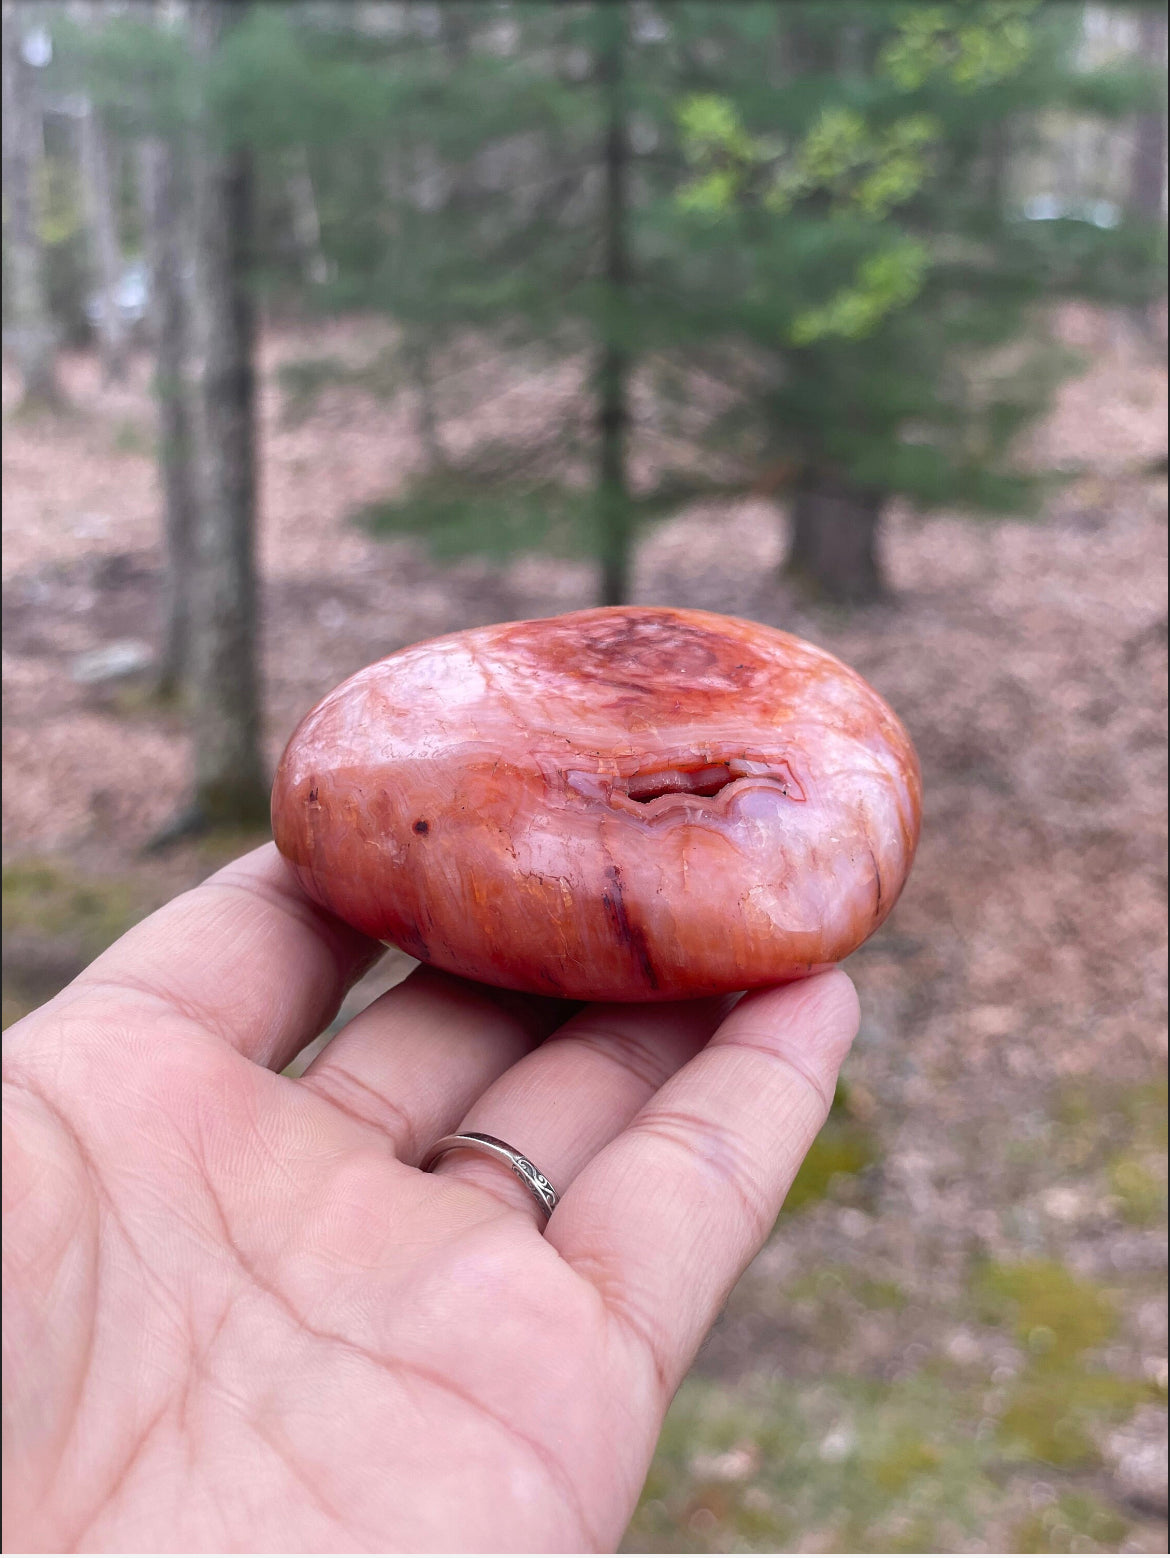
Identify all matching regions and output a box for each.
[1,0,61,410]
[285,144,330,287]
[185,0,268,827]
[1130,9,1167,221]
[786,472,886,604]
[1127,8,1167,341]
[80,98,130,382]
[596,2,633,608]
[138,134,196,698]
[404,329,446,470]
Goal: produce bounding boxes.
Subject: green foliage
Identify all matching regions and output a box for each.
[662,0,1162,526]
[47,11,196,137]
[38,0,1166,585]
[880,1,1041,93]
[678,88,939,228]
[791,237,931,343]
[354,468,596,563]
[765,109,941,221]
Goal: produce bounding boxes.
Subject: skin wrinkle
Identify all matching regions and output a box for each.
[625,1105,776,1238]
[544,1019,688,1096]
[202,1066,325,1211]
[300,1065,421,1160]
[174,1298,236,1453]
[711,1029,838,1116]
[74,871,378,1067]
[197,876,382,1046]
[66,1398,172,1555]
[388,1349,604,1554]
[19,1077,195,1444]
[2,1080,100,1525]
[304,976,570,1163]
[179,1104,599,1547]
[201,870,373,968]
[65,973,244,1055]
[562,1246,674,1407]
[244,1412,358,1545]
[1,1077,197,1553]
[197,1161,599,1549]
[425,1158,553,1228]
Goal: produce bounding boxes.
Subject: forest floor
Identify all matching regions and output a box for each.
[2,304,1167,1554]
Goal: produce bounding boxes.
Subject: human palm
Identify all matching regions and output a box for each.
[3,846,858,1553]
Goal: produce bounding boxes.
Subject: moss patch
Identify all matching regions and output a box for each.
[625,1369,995,1554]
[624,1354,1155,1554]
[2,858,147,1026]
[973,1259,1117,1358]
[972,1258,1159,1470]
[2,859,139,949]
[1107,1154,1166,1227]
[781,1083,880,1214]
[997,1369,1152,1468]
[1011,1492,1131,1552]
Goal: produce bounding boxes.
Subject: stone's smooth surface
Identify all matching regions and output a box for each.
[271,607,922,1001]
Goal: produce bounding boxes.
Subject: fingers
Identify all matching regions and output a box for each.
[421,996,735,1221]
[46,845,382,1071]
[549,970,859,1400]
[300,967,577,1161]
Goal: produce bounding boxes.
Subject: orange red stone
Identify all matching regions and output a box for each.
[272,607,922,1001]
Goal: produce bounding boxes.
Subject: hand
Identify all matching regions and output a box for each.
[3,845,858,1553]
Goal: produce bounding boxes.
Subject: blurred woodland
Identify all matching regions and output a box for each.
[2,1,1168,1552]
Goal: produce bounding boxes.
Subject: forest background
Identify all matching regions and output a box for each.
[3,1,1167,1551]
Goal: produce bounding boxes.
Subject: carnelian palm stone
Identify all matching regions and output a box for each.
[272,607,921,1002]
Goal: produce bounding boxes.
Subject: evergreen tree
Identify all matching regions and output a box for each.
[259,3,679,600]
[654,0,1165,600]
[29,1,1166,610]
[291,1,1163,605]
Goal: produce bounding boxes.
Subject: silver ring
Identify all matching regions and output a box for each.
[420,1132,559,1218]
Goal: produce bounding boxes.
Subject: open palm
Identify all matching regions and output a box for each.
[3,845,858,1553]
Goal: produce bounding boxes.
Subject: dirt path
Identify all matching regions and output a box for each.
[3,305,1166,1552]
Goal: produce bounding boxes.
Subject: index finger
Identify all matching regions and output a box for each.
[548,970,860,1401]
[30,844,383,1071]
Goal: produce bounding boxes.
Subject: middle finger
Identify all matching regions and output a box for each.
[422,996,736,1222]
[300,965,576,1159]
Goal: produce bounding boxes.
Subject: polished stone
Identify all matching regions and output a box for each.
[272,606,922,1001]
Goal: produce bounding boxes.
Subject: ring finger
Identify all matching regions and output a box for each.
[420,995,736,1225]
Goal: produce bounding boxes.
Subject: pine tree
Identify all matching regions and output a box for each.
[37,1,1163,613]
[288,1,1162,606]
[649,0,1166,600]
[263,3,670,600]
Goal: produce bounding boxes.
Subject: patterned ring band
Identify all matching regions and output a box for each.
[419,1131,560,1219]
